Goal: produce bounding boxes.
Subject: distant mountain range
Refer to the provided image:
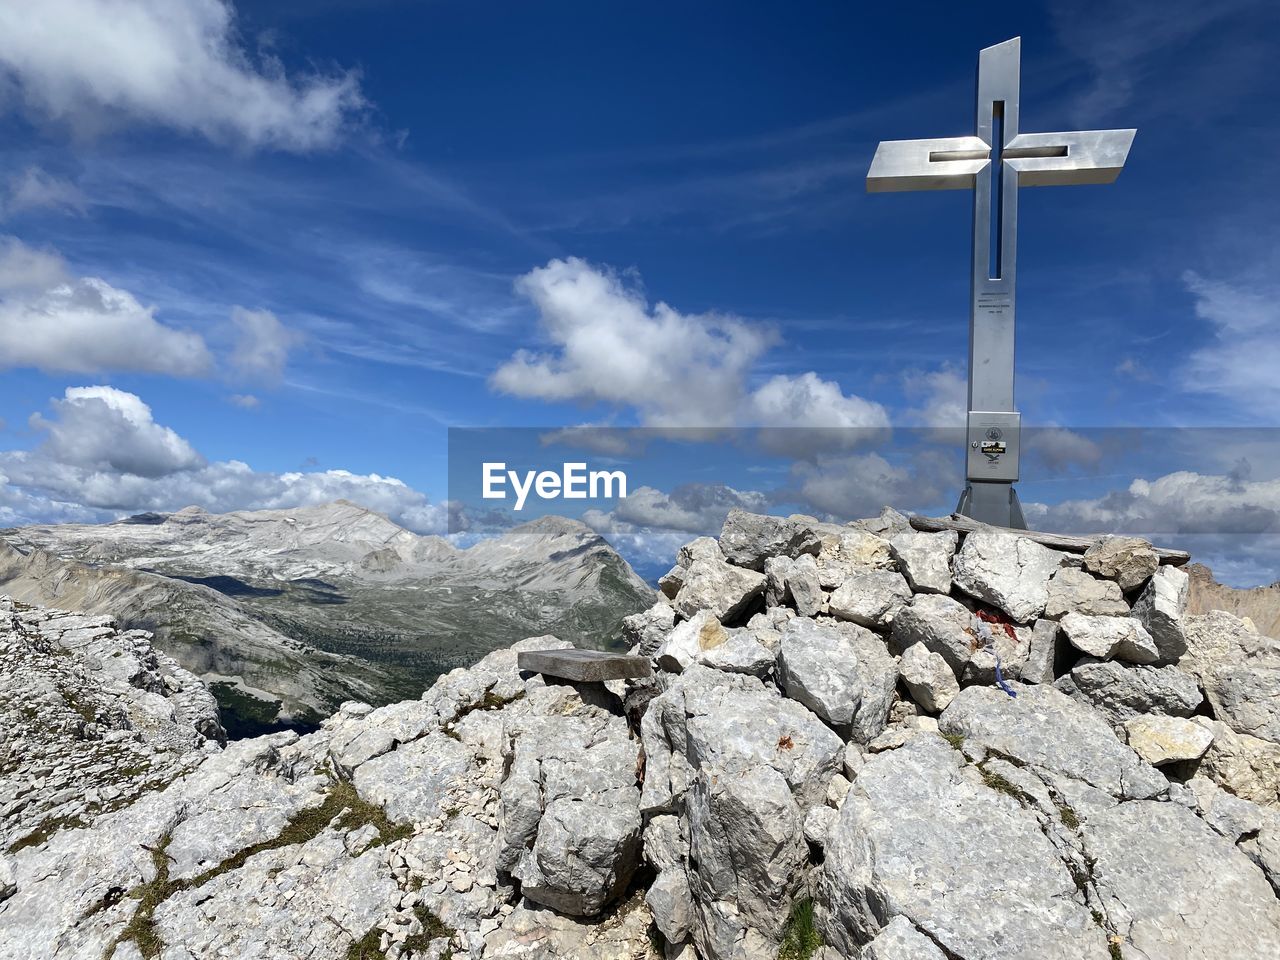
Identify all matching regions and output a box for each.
[0,500,654,736]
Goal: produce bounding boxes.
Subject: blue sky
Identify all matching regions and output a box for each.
[1,0,1279,583]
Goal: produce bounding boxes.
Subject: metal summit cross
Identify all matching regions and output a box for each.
[867,37,1135,528]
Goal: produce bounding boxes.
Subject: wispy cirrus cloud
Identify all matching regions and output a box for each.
[2,166,86,217]
[1181,270,1280,418]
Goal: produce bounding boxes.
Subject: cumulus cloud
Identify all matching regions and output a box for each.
[29,386,204,478]
[785,452,945,520]
[494,257,771,427]
[1031,469,1280,537]
[0,237,213,375]
[1024,466,1280,585]
[3,166,86,217]
[230,307,303,383]
[1182,271,1280,415]
[228,393,260,409]
[903,365,967,428]
[493,257,888,445]
[0,0,364,151]
[610,483,768,535]
[0,386,449,533]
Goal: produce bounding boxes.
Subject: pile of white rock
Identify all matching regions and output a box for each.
[3,509,1280,960]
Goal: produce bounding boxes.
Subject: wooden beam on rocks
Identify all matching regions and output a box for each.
[908,513,1192,566]
[517,648,653,683]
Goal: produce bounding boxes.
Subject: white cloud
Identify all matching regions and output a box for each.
[610,483,768,535]
[903,365,967,428]
[29,386,204,478]
[748,372,889,456]
[493,257,888,445]
[228,393,260,409]
[230,307,303,382]
[494,257,772,428]
[577,482,772,578]
[3,166,86,217]
[1182,271,1280,415]
[0,236,69,290]
[0,237,213,375]
[1,386,449,533]
[1023,428,1104,473]
[787,452,923,520]
[1031,469,1280,537]
[0,0,364,151]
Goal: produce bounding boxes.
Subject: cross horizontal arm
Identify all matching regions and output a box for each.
[866,136,990,192]
[1005,129,1137,186]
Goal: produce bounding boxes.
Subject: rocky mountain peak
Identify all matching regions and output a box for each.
[3,508,1280,959]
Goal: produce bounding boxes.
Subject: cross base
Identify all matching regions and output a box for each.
[956,480,1027,529]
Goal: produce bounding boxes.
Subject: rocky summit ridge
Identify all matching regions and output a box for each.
[3,507,1280,959]
[0,501,655,735]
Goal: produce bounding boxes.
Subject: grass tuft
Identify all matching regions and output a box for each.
[401,904,455,955]
[978,765,1026,803]
[778,898,823,960]
[1059,803,1081,831]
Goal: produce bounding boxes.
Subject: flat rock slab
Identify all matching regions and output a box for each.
[518,648,653,683]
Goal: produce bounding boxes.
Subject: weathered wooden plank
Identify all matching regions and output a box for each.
[517,648,653,683]
[908,513,1192,566]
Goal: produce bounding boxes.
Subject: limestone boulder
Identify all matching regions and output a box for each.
[1055,659,1202,726]
[815,735,1109,959]
[1193,717,1280,807]
[1202,656,1280,746]
[718,509,820,570]
[1084,801,1280,959]
[776,618,897,743]
[1043,567,1129,619]
[656,609,730,673]
[685,763,806,960]
[939,683,1166,800]
[1123,715,1214,766]
[1059,612,1160,664]
[763,555,794,608]
[496,694,643,917]
[639,665,844,814]
[786,552,823,617]
[888,529,957,594]
[1083,536,1159,591]
[696,632,775,678]
[952,531,1066,622]
[1017,618,1060,684]
[1131,564,1190,661]
[621,602,676,657]
[799,520,895,588]
[888,593,976,676]
[1181,609,1280,678]
[898,642,960,713]
[671,558,766,623]
[827,568,911,629]
[678,536,724,567]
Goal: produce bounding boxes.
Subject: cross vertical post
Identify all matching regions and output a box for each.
[866,37,1136,528]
